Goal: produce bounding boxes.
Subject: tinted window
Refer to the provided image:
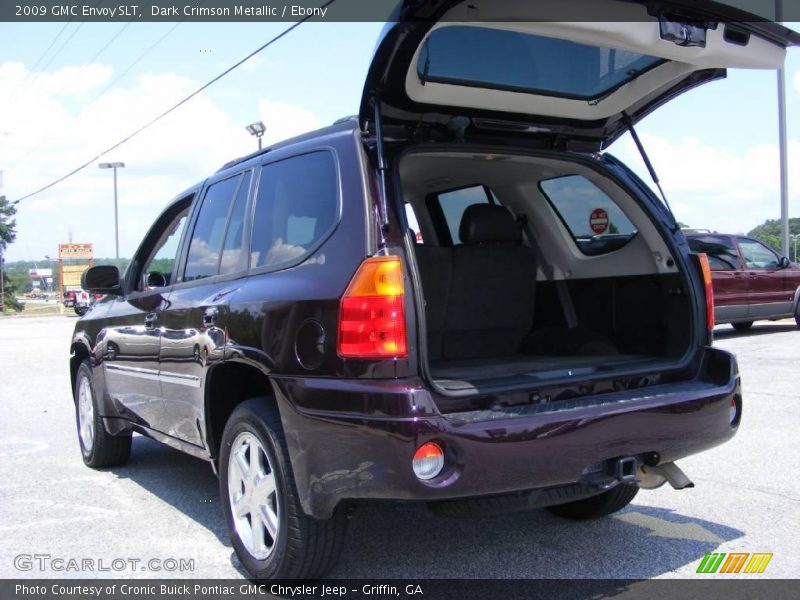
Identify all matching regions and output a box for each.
[540,175,637,256]
[419,26,663,100]
[687,235,741,271]
[250,152,338,270]
[219,171,252,275]
[738,238,780,269]
[184,175,240,281]
[141,211,188,289]
[437,185,491,244]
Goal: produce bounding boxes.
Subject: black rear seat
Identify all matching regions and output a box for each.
[413,204,539,362]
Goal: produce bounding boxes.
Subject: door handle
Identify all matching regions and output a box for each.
[203,307,219,327]
[144,313,157,329]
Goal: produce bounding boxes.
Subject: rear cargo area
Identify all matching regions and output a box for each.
[399,150,693,395]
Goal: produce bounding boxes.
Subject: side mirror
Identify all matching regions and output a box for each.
[780,256,791,269]
[81,265,123,295]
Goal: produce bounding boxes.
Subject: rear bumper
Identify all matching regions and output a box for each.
[273,348,740,519]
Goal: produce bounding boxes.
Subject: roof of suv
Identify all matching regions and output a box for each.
[217,118,361,174]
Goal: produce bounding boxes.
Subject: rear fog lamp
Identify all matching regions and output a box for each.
[412,442,445,481]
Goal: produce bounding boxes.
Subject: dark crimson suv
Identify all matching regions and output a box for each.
[686,233,800,330]
[70,0,797,580]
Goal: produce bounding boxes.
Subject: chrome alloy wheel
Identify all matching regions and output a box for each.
[227,431,280,560]
[77,376,95,451]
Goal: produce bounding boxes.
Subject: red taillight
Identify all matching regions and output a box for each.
[337,256,408,358]
[697,253,715,332]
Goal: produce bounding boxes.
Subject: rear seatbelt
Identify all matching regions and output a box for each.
[516,215,579,329]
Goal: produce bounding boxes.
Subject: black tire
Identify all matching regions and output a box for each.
[732,321,754,331]
[795,305,800,328]
[74,359,131,468]
[547,484,639,520]
[219,398,347,580]
[74,306,88,316]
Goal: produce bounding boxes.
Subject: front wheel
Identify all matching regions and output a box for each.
[74,360,131,467]
[732,321,753,331]
[547,484,638,520]
[218,398,346,580]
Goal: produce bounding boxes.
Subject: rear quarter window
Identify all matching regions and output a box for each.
[687,235,741,271]
[250,151,339,270]
[540,175,637,256]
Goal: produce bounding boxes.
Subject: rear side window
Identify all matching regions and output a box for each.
[184,175,241,281]
[219,171,252,275]
[250,151,338,270]
[436,185,492,244]
[687,235,741,271]
[540,175,637,256]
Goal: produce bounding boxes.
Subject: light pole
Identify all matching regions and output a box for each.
[245,121,266,151]
[98,162,125,259]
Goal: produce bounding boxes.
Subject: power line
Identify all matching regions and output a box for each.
[8,0,103,105]
[12,0,336,206]
[85,22,181,107]
[6,21,166,166]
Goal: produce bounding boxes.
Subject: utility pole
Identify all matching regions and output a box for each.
[98,162,125,259]
[776,0,790,258]
[0,246,5,313]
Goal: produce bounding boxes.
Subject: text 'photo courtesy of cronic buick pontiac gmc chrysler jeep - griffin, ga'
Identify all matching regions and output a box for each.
[69,0,799,580]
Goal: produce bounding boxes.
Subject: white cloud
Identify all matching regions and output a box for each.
[256,98,321,146]
[613,133,800,234]
[0,61,320,260]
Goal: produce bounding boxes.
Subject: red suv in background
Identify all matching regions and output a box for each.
[686,233,800,330]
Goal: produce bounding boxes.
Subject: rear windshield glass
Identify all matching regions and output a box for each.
[540,175,637,256]
[418,26,664,100]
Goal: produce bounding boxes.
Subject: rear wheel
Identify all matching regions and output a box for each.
[547,484,638,520]
[218,398,346,580]
[732,321,754,331]
[75,360,131,467]
[795,304,800,328]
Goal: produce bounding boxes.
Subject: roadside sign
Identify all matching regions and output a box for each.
[590,208,609,234]
[59,243,93,259]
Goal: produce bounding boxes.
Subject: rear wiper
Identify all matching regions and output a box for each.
[623,112,677,228]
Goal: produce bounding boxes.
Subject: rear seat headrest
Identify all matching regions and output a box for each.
[458,204,521,244]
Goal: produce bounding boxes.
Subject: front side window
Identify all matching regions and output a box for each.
[687,235,741,271]
[184,175,241,281]
[250,151,338,270]
[136,198,191,291]
[540,175,637,256]
[738,238,780,269]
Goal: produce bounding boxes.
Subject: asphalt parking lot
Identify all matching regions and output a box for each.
[0,315,798,579]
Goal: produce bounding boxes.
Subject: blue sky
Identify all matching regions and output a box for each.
[0,19,798,261]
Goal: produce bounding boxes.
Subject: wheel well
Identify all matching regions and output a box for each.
[70,343,91,398]
[206,362,273,460]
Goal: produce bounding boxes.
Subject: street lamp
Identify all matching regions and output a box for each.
[98,162,125,259]
[245,121,266,151]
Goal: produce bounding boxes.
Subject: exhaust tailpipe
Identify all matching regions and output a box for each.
[638,462,694,490]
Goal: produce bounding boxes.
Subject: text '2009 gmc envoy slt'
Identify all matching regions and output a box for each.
[70,0,798,580]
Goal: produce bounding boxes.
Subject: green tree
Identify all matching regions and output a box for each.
[1,195,23,312]
[747,217,800,261]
